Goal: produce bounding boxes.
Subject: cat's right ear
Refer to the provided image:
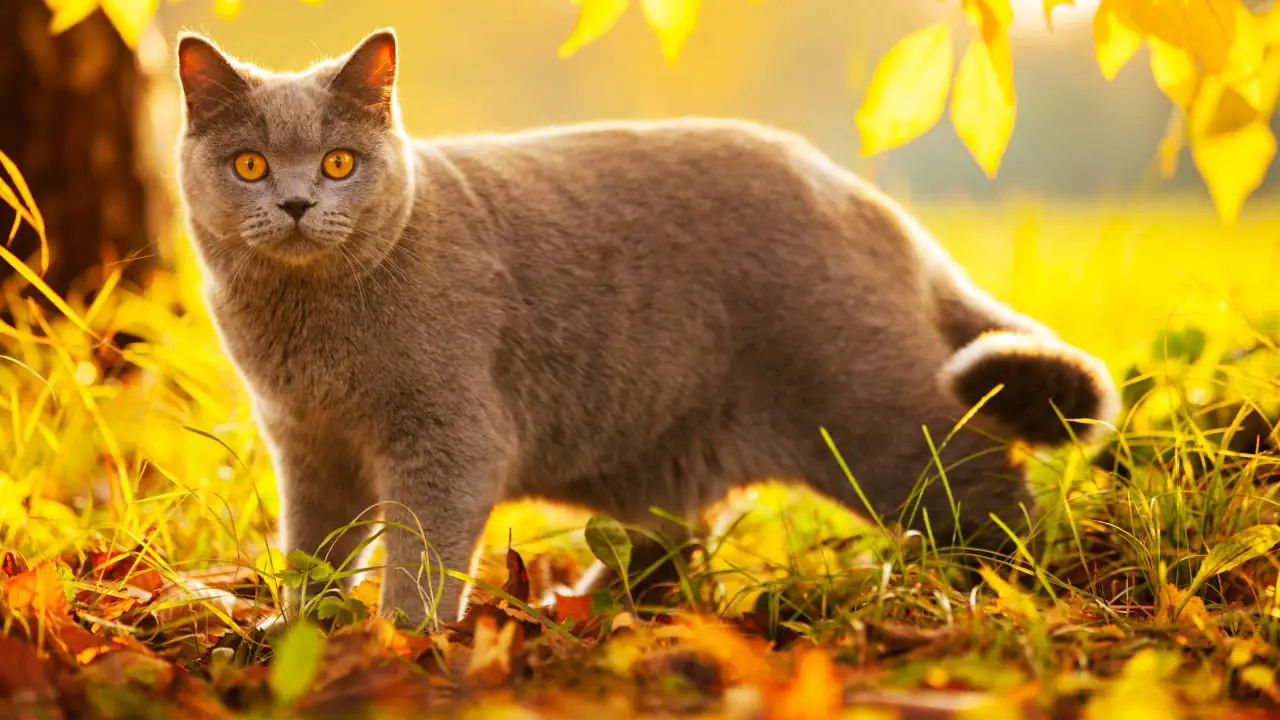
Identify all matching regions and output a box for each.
[177,33,250,130]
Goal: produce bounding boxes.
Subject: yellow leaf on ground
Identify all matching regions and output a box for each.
[1154,582,1210,625]
[1189,77,1278,225]
[639,0,701,64]
[1094,0,1142,80]
[45,0,99,35]
[1084,650,1182,720]
[951,35,1016,178]
[99,0,159,49]
[1149,37,1198,107]
[558,0,631,59]
[681,615,773,686]
[855,22,954,156]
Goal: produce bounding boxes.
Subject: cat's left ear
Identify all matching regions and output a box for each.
[331,29,398,122]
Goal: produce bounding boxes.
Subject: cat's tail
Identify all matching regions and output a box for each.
[926,249,1120,446]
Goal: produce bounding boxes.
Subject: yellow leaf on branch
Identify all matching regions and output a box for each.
[1189,76,1277,226]
[1094,0,1143,80]
[855,22,954,156]
[1186,0,1241,76]
[1043,0,1077,31]
[45,0,99,35]
[639,0,701,64]
[1149,36,1199,107]
[559,0,631,59]
[962,0,1013,44]
[952,35,1016,178]
[1126,0,1187,47]
[100,0,159,49]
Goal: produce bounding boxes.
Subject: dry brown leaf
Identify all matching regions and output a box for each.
[465,614,521,687]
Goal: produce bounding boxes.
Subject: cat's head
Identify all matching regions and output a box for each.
[175,30,413,280]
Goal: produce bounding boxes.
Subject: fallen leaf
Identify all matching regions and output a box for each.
[269,621,326,706]
[5,561,70,622]
[503,540,531,605]
[465,614,521,687]
[767,647,840,720]
[551,592,595,626]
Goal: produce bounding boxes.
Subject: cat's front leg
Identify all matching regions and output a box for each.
[264,418,378,618]
[370,404,511,630]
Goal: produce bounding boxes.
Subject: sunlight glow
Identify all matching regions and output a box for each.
[1010,0,1101,32]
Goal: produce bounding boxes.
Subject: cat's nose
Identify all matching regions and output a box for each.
[278,197,315,220]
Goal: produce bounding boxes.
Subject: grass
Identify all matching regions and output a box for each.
[2,175,1279,718]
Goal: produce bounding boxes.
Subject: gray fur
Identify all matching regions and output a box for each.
[175,30,1119,627]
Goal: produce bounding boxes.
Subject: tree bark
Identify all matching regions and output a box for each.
[0,0,159,298]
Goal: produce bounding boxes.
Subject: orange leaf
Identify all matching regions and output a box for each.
[768,648,841,720]
[5,561,70,621]
[551,592,594,625]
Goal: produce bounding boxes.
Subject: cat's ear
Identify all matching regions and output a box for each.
[330,29,398,122]
[177,33,250,130]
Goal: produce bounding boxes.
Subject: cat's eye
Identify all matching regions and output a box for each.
[322,150,356,180]
[233,152,269,182]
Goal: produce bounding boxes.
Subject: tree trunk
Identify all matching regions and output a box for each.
[0,0,159,299]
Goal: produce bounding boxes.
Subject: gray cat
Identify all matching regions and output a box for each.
[175,29,1119,627]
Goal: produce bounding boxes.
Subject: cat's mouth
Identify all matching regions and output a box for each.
[251,228,334,264]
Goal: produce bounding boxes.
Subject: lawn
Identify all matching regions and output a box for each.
[1,191,1278,719]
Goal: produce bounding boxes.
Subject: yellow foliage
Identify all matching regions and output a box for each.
[1084,650,1183,720]
[1148,36,1198,107]
[99,0,160,48]
[559,0,631,59]
[44,0,100,35]
[1094,0,1143,80]
[1188,76,1277,226]
[855,22,954,156]
[1042,0,1078,31]
[638,0,701,64]
[952,34,1016,178]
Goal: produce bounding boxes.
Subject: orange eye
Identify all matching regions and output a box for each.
[233,152,268,181]
[322,149,356,179]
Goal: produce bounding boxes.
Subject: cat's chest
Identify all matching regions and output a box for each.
[210,287,376,411]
